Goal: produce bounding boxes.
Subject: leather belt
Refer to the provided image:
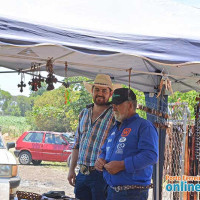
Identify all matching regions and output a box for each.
[110,184,153,192]
[79,164,95,175]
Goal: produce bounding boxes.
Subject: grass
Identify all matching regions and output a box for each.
[42,161,69,171]
[0,115,31,137]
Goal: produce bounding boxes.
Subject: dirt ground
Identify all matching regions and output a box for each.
[16,163,154,199]
[16,163,75,198]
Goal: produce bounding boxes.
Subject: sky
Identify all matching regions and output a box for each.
[0,0,200,96]
[174,0,200,8]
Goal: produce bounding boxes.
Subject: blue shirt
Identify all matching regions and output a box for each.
[99,113,158,186]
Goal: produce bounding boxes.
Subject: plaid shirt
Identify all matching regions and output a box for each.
[73,104,114,166]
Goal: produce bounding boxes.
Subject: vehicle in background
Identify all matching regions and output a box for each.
[63,132,74,143]
[14,131,73,165]
[0,133,20,199]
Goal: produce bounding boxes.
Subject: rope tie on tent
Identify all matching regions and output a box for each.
[157,73,173,98]
[128,68,132,89]
[46,58,54,74]
[126,68,132,99]
[64,61,71,105]
[65,61,68,78]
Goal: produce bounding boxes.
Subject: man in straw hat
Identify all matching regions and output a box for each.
[68,74,118,200]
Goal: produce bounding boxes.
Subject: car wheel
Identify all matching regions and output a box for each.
[19,151,32,165]
[32,160,42,165]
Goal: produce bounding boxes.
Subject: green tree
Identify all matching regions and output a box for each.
[4,103,21,116]
[15,96,33,116]
[64,76,92,131]
[4,95,33,117]
[0,89,12,114]
[27,87,67,131]
[26,76,92,132]
[168,90,200,119]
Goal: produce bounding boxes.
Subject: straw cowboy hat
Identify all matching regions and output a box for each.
[83,74,121,94]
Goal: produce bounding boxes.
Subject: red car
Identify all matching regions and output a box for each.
[14,131,73,165]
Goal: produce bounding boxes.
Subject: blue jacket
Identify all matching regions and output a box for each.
[99,114,158,186]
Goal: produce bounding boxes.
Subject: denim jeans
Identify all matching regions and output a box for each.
[74,170,107,200]
[107,186,149,200]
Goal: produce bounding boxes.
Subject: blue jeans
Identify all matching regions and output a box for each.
[75,170,107,200]
[107,186,149,200]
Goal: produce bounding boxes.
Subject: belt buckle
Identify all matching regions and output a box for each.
[114,186,120,192]
[80,165,90,175]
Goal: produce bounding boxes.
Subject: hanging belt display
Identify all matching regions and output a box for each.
[179,98,200,200]
[162,103,188,200]
[195,98,200,161]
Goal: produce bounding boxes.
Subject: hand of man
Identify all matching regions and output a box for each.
[67,170,76,187]
[95,158,106,171]
[104,161,125,175]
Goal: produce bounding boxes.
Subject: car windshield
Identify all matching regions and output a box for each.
[63,133,74,143]
[0,135,5,148]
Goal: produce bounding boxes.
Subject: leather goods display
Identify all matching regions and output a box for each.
[16,191,42,200]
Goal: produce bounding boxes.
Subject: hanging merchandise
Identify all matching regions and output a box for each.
[17,71,26,92]
[183,99,200,200]
[137,104,169,119]
[163,122,185,200]
[195,97,200,161]
[63,61,71,105]
[45,73,57,90]
[28,77,38,91]
[194,98,200,200]
[64,90,71,105]
[154,122,169,130]
[157,75,173,98]
[162,103,188,200]
[187,125,198,200]
[28,63,44,91]
[37,73,44,89]
[45,58,57,90]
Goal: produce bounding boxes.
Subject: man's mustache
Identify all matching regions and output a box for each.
[96,96,104,98]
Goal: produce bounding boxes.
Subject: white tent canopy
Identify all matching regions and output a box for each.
[0,0,200,93]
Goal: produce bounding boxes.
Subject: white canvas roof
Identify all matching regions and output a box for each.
[0,0,200,93]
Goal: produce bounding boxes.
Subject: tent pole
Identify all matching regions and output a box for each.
[156,127,160,200]
[156,91,162,200]
[144,91,168,200]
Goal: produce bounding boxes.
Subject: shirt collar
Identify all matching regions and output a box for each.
[89,104,112,124]
[124,113,139,123]
[115,113,139,126]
